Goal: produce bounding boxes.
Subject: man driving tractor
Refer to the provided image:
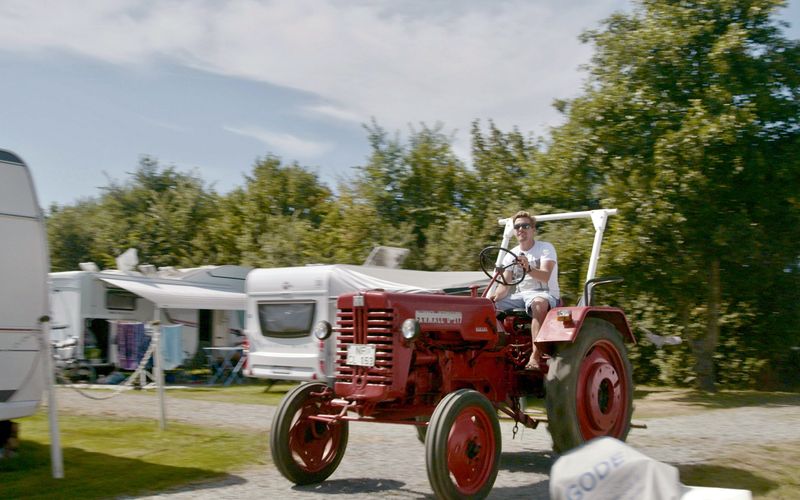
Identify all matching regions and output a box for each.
[488,210,560,369]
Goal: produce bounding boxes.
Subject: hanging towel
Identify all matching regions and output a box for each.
[160,324,184,370]
[116,322,132,370]
[117,322,147,370]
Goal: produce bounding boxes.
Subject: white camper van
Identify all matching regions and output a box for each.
[0,149,49,424]
[244,264,487,383]
[49,265,250,373]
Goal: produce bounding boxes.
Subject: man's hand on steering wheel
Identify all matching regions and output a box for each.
[479,246,527,287]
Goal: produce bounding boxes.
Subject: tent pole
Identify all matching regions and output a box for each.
[40,316,64,478]
[153,309,166,430]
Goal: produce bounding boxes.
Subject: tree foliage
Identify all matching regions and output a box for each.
[44,0,799,389]
[547,0,800,390]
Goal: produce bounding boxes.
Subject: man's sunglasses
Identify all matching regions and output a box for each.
[514,223,532,230]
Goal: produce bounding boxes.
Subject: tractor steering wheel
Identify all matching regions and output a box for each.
[479,246,526,286]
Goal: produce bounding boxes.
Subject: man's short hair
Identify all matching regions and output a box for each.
[512,210,535,225]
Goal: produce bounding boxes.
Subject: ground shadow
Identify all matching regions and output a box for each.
[0,441,245,499]
[678,463,779,496]
[490,480,550,499]
[287,450,557,498]
[491,450,554,498]
[500,449,556,474]
[293,478,414,496]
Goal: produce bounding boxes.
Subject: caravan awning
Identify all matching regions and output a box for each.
[99,277,246,310]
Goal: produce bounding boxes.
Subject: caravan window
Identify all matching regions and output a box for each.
[106,287,137,311]
[258,302,316,338]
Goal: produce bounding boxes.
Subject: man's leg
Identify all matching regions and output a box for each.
[494,294,525,313]
[526,298,550,369]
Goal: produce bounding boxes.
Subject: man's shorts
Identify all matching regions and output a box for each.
[495,290,558,314]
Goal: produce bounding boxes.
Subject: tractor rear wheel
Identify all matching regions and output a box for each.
[270,382,348,484]
[545,318,633,454]
[426,389,501,499]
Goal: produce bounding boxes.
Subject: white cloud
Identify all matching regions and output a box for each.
[303,104,366,125]
[223,124,332,158]
[0,0,632,135]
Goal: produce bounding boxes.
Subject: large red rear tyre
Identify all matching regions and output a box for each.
[426,389,501,499]
[545,318,633,454]
[270,382,348,484]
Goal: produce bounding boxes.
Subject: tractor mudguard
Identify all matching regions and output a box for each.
[536,307,636,345]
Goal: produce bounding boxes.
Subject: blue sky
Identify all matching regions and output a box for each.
[1,0,798,208]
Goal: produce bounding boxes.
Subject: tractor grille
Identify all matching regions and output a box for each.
[335,307,395,385]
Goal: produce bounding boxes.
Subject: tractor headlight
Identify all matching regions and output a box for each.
[312,320,332,341]
[401,318,420,342]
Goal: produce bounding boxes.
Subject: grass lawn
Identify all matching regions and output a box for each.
[0,412,267,499]
[679,441,800,499]
[633,386,800,498]
[160,381,298,406]
[105,380,299,407]
[632,386,800,419]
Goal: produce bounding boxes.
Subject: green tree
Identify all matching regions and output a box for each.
[354,122,476,268]
[47,157,220,270]
[549,0,800,390]
[46,200,102,271]
[92,157,219,268]
[197,188,248,265]
[232,155,333,267]
[470,120,540,213]
[316,184,417,265]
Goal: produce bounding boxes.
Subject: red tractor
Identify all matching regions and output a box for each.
[270,209,635,499]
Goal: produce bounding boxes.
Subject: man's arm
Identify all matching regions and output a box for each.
[488,269,514,302]
[526,259,555,283]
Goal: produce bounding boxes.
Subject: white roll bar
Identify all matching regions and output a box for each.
[497,209,618,284]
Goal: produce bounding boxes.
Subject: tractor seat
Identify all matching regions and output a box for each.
[496,308,531,322]
[495,297,565,322]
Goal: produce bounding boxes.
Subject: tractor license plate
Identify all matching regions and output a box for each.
[346,344,376,367]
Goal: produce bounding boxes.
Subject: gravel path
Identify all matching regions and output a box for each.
[52,387,800,499]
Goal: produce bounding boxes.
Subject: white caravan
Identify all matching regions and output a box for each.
[49,264,250,370]
[244,264,487,383]
[0,149,49,422]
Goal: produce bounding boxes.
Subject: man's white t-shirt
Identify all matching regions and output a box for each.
[502,241,560,299]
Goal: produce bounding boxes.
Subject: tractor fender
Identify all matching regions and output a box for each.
[536,306,636,345]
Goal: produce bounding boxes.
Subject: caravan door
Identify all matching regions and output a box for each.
[0,150,48,420]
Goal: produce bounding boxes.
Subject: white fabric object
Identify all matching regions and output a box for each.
[680,486,752,500]
[115,248,139,272]
[550,437,682,500]
[247,264,488,298]
[99,277,245,310]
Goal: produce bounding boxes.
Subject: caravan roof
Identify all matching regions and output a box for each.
[50,265,251,311]
[98,275,245,310]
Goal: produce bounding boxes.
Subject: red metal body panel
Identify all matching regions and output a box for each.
[331,291,633,423]
[388,292,499,342]
[333,290,516,412]
[536,306,636,344]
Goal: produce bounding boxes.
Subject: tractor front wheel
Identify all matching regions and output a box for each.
[545,318,633,454]
[269,382,349,484]
[426,389,501,499]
